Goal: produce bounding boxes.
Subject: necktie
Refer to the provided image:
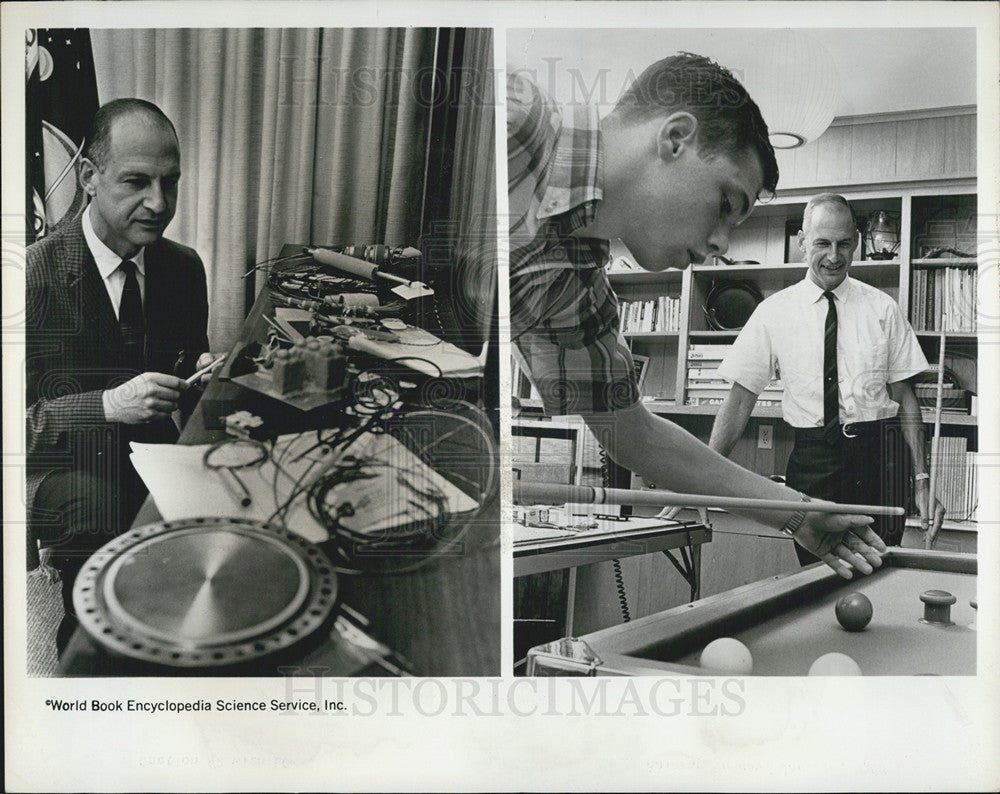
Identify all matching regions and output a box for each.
[118,259,145,371]
[822,291,839,443]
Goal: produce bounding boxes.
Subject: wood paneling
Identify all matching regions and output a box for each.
[813,125,854,185]
[851,121,899,182]
[572,554,693,635]
[569,510,803,636]
[698,515,801,597]
[944,114,977,175]
[896,117,948,179]
[775,109,977,191]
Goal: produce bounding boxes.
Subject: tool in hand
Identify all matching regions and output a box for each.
[185,355,227,385]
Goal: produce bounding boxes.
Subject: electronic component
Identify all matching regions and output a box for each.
[307,246,434,300]
[301,336,347,390]
[256,335,350,399]
[222,410,265,440]
[271,348,306,395]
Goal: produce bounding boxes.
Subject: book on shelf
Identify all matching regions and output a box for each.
[687,343,732,361]
[685,384,783,401]
[686,379,729,388]
[686,396,782,407]
[913,384,969,412]
[686,367,725,380]
[911,266,977,332]
[619,295,682,333]
[926,437,977,521]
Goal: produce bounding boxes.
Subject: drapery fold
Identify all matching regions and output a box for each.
[91,28,437,349]
[447,29,498,344]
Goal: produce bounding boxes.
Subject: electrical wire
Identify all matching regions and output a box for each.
[600,443,631,624]
[612,558,631,623]
[249,387,494,577]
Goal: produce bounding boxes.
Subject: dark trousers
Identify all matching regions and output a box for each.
[32,468,148,627]
[785,419,910,566]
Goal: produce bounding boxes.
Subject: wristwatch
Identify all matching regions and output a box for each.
[780,493,813,537]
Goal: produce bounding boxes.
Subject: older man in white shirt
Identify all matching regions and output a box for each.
[710,193,945,564]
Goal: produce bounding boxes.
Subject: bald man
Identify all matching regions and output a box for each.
[26,99,210,648]
[710,193,945,564]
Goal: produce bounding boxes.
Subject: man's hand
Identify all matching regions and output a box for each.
[915,481,946,547]
[792,507,888,579]
[103,372,189,424]
[191,352,226,386]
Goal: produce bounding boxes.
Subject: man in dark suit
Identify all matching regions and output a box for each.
[26,99,210,645]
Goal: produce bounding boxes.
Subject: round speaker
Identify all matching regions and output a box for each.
[73,517,337,668]
[703,280,764,331]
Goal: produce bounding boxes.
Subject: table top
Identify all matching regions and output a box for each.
[513,511,711,576]
[528,549,976,676]
[60,282,500,677]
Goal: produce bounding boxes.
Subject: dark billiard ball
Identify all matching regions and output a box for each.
[835,592,873,632]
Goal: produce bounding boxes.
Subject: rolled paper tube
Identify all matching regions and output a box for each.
[308,247,379,280]
[513,482,905,516]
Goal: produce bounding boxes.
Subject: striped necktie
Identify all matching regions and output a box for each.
[118,259,145,371]
[822,290,839,443]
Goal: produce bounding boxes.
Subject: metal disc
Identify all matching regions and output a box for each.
[74,517,337,668]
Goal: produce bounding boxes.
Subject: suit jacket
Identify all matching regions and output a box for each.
[25,214,210,516]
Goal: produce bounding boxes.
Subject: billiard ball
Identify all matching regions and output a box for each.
[835,592,873,632]
[808,652,862,676]
[700,637,753,675]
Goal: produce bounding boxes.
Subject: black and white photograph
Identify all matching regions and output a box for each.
[3,2,999,792]
[508,27,987,676]
[18,24,500,679]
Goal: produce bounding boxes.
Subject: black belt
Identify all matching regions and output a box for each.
[794,419,889,441]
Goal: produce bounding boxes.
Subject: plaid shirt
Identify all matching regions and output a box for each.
[508,71,638,416]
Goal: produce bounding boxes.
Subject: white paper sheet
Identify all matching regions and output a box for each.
[130,431,478,544]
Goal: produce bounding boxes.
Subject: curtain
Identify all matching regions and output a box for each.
[91,28,436,350]
[446,29,497,346]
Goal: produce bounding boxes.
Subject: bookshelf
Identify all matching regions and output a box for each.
[596,186,981,421]
[513,181,980,528]
[510,109,981,642]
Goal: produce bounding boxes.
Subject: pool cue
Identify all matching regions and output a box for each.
[925,310,948,549]
[514,482,905,516]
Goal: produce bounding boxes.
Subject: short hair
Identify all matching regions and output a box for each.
[82,98,178,169]
[802,193,856,234]
[612,53,779,196]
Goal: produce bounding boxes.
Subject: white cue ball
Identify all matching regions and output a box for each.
[808,652,862,676]
[700,637,754,675]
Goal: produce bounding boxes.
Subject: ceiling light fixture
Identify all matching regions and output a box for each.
[742,31,841,150]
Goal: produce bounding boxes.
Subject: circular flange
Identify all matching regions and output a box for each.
[73,517,337,668]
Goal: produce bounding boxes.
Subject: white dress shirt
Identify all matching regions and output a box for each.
[82,204,146,319]
[717,275,929,427]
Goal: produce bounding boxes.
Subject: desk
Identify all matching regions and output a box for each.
[59,277,500,677]
[513,516,711,579]
[526,549,976,676]
[513,513,710,639]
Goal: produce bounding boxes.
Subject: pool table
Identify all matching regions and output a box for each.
[525,548,977,676]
